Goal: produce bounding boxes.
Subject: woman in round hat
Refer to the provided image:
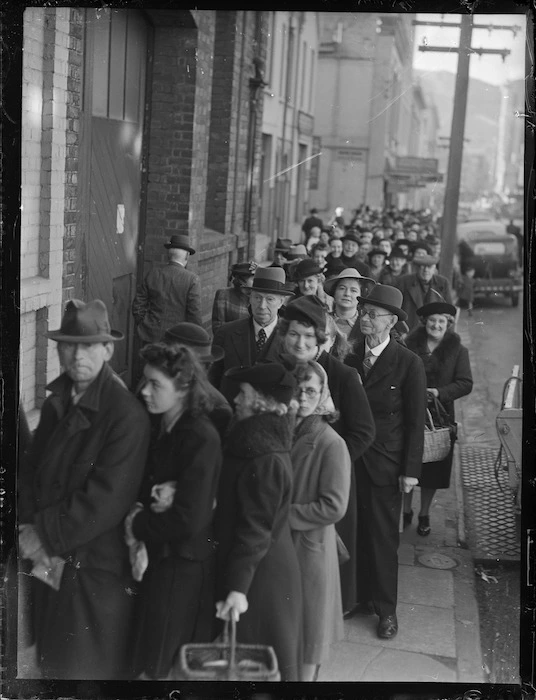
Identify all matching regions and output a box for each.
[323,268,375,347]
[402,301,473,536]
[214,363,303,681]
[292,258,333,311]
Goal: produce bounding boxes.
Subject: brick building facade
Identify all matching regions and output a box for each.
[20,8,268,423]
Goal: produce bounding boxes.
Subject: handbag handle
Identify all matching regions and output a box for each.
[429,394,450,428]
[425,408,437,431]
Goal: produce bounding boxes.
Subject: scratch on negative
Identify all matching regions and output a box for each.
[367,83,415,124]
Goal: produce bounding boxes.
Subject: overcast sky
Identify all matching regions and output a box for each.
[412,13,528,86]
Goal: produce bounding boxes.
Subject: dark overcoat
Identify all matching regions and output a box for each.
[131,411,222,679]
[132,261,203,342]
[20,363,151,679]
[209,317,286,401]
[393,272,453,330]
[215,413,303,682]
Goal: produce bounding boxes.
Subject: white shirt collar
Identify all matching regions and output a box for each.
[365,334,391,357]
[253,317,278,340]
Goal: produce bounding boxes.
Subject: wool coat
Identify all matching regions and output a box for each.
[289,415,351,664]
[19,363,151,679]
[131,411,222,679]
[132,261,203,342]
[393,272,453,330]
[211,286,251,336]
[209,317,286,401]
[345,339,427,616]
[215,413,303,682]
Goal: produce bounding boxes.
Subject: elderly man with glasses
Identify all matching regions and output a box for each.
[344,285,426,640]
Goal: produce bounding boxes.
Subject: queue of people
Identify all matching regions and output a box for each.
[18,204,474,682]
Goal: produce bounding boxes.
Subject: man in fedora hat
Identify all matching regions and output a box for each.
[271,238,293,269]
[18,299,151,679]
[393,250,453,331]
[162,322,233,439]
[209,267,294,402]
[132,233,202,345]
[323,268,375,344]
[339,231,372,277]
[211,260,258,335]
[344,285,426,640]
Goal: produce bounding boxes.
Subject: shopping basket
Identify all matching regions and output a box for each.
[178,616,280,681]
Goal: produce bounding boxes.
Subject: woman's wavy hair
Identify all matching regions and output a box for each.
[248,387,291,417]
[325,314,352,362]
[277,316,327,345]
[293,361,339,424]
[139,343,215,417]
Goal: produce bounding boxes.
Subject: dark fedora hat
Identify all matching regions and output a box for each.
[323,267,375,297]
[368,247,388,260]
[388,247,408,260]
[356,284,408,321]
[230,261,257,278]
[164,234,195,255]
[292,258,323,281]
[274,238,293,253]
[247,266,294,295]
[46,299,124,343]
[163,322,225,363]
[341,231,361,245]
[224,362,297,405]
[417,302,457,318]
[282,294,327,330]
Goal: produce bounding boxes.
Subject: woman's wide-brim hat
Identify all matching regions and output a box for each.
[292,258,323,281]
[246,266,295,296]
[163,322,225,362]
[356,284,408,321]
[224,362,297,405]
[323,267,376,297]
[164,234,196,255]
[417,302,457,319]
[46,299,124,343]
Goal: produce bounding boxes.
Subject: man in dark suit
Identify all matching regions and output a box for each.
[345,285,426,640]
[209,266,294,402]
[393,250,453,330]
[132,233,202,344]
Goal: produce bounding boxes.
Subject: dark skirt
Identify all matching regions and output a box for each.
[419,439,455,490]
[132,554,216,679]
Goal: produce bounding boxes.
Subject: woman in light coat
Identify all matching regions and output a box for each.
[290,360,351,681]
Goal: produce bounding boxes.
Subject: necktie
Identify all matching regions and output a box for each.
[256,327,267,353]
[363,350,374,377]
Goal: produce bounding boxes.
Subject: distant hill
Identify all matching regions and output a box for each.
[414,69,502,154]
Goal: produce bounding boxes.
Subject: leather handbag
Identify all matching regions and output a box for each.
[422,396,454,463]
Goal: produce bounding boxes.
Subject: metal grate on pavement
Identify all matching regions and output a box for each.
[459,445,520,562]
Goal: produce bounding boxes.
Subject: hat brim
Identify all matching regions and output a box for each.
[46,329,124,342]
[324,274,375,297]
[416,302,457,318]
[199,345,225,363]
[245,285,295,296]
[411,255,438,266]
[356,296,408,322]
[164,243,196,255]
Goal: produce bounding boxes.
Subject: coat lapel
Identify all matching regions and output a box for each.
[230,319,253,367]
[363,339,397,388]
[408,277,423,311]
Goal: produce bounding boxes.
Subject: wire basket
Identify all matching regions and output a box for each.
[178,616,280,681]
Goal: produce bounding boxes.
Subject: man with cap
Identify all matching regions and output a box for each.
[344,285,426,639]
[132,233,202,344]
[393,250,453,331]
[209,267,294,402]
[324,268,375,346]
[18,299,151,679]
[162,322,233,439]
[339,231,372,277]
[211,260,258,335]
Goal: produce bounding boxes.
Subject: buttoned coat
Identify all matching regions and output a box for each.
[393,272,453,330]
[215,413,303,681]
[130,411,222,679]
[209,317,286,401]
[20,363,151,679]
[289,416,351,664]
[345,338,427,486]
[132,261,203,342]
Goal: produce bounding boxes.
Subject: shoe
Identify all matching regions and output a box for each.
[417,515,431,537]
[403,509,413,528]
[377,614,398,639]
[343,600,375,619]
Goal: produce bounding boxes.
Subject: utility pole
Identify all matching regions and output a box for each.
[414,15,517,285]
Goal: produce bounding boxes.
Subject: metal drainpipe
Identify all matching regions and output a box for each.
[278,11,294,237]
[231,10,248,254]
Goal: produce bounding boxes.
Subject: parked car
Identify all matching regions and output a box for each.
[455,221,522,307]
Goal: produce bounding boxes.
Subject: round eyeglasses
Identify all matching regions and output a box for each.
[296,387,320,398]
[358,307,393,320]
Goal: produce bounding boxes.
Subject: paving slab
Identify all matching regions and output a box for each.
[398,542,415,566]
[360,648,457,683]
[316,640,382,682]
[398,563,455,608]
[345,602,456,658]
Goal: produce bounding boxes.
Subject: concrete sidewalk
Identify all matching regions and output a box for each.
[317,445,486,683]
